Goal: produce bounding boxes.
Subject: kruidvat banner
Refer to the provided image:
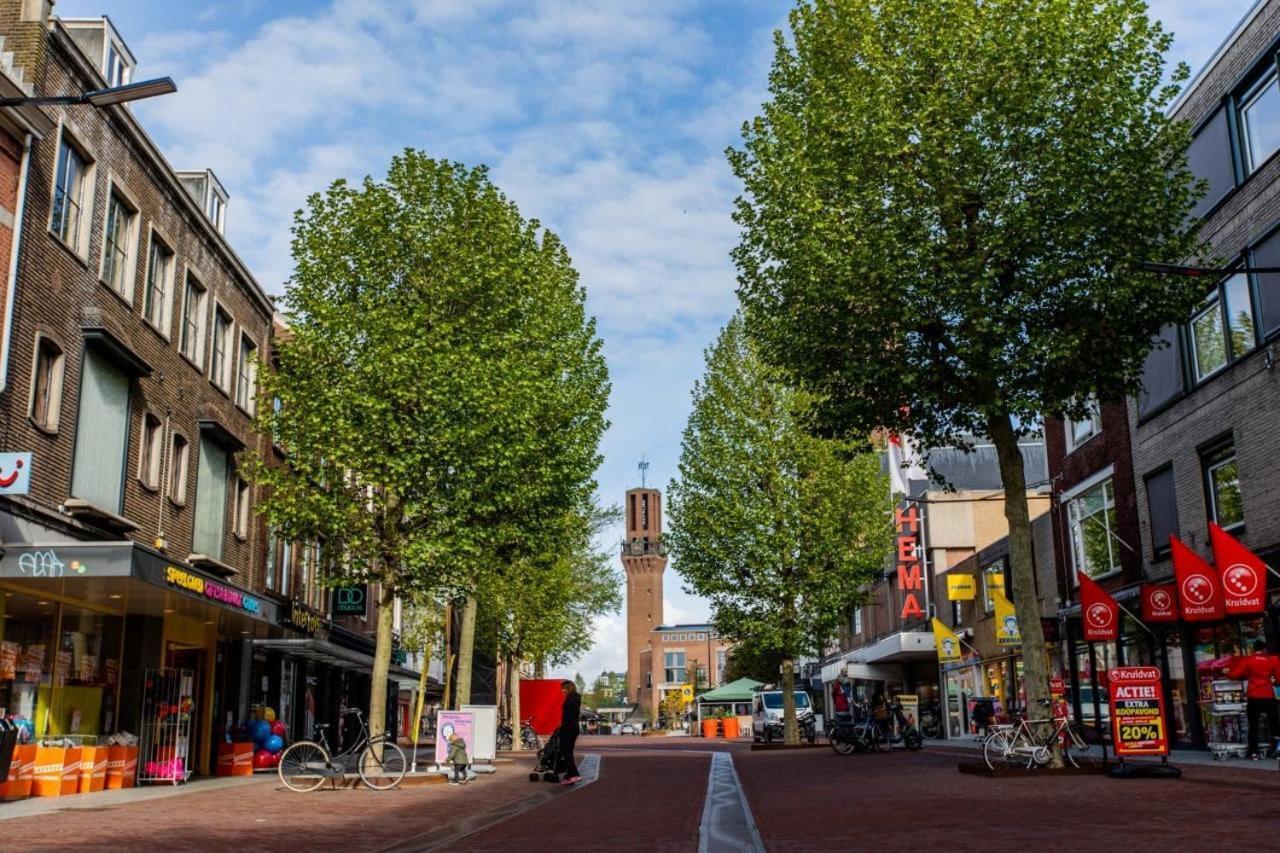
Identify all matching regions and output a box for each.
[1209,523,1267,615]
[1107,666,1169,757]
[1170,536,1224,622]
[435,710,475,766]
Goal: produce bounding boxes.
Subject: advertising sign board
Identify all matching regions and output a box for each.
[1107,667,1168,757]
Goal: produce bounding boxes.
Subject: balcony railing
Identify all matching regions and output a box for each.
[621,537,667,557]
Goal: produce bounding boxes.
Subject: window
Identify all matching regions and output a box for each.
[234,477,250,538]
[716,650,726,684]
[142,235,174,335]
[207,192,224,231]
[696,633,706,641]
[279,539,294,597]
[1190,300,1227,380]
[51,133,90,255]
[265,528,278,590]
[1067,478,1120,578]
[664,651,686,684]
[1145,465,1177,556]
[29,336,64,431]
[71,349,130,511]
[852,606,863,635]
[951,599,963,625]
[210,308,232,389]
[982,560,1008,613]
[1240,72,1280,173]
[138,413,162,489]
[1189,274,1256,382]
[1187,107,1236,219]
[168,433,189,502]
[1203,443,1243,529]
[236,335,257,413]
[100,191,136,300]
[105,42,129,88]
[1138,325,1184,418]
[179,274,207,365]
[193,432,229,559]
[1066,398,1101,449]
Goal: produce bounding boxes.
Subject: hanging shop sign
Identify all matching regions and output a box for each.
[1140,583,1178,622]
[1078,572,1119,642]
[895,504,925,620]
[282,600,324,636]
[946,575,975,601]
[1208,523,1266,615]
[333,584,368,616]
[164,566,261,616]
[931,617,964,664]
[0,542,133,579]
[1170,536,1224,622]
[0,452,32,495]
[992,588,1020,647]
[1107,666,1169,757]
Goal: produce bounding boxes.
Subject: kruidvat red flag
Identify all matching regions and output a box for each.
[1170,536,1224,622]
[1209,523,1267,615]
[1140,583,1178,622]
[1078,571,1119,641]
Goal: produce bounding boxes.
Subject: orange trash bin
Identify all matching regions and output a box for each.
[4,744,35,800]
[32,746,66,797]
[79,746,106,793]
[60,746,82,795]
[721,717,740,739]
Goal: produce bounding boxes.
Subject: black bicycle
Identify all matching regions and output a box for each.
[278,708,408,792]
[497,718,541,752]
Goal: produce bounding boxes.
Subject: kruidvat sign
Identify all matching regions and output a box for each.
[895,504,925,620]
[165,566,261,615]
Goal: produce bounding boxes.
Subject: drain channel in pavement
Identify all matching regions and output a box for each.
[698,752,765,853]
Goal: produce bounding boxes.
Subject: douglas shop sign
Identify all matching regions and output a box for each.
[1107,666,1168,757]
[165,566,261,616]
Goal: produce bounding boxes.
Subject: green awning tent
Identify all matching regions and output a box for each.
[696,677,764,703]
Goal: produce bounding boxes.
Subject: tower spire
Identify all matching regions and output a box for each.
[638,453,650,489]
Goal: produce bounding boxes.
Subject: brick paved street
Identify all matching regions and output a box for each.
[6,736,1280,850]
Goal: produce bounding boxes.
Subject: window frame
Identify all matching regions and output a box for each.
[663,650,686,684]
[1202,440,1244,531]
[233,476,250,540]
[1187,272,1259,385]
[1238,68,1280,174]
[235,331,258,414]
[209,303,234,393]
[179,269,208,369]
[98,182,139,303]
[1143,463,1178,559]
[141,229,176,339]
[137,412,163,491]
[981,558,1008,614]
[1066,475,1121,581]
[48,124,95,260]
[1064,397,1102,451]
[28,334,65,434]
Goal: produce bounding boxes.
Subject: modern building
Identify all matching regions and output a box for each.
[621,485,730,719]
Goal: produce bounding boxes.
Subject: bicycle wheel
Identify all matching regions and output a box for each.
[982,730,1011,770]
[359,740,408,790]
[830,731,856,756]
[1063,725,1104,769]
[868,724,889,752]
[278,740,330,793]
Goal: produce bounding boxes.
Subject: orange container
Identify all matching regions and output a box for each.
[701,718,719,738]
[3,744,36,800]
[721,717,740,739]
[60,746,82,795]
[217,742,254,777]
[105,745,139,789]
[78,746,106,793]
[32,746,66,797]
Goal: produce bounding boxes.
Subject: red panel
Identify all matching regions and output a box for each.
[520,679,566,736]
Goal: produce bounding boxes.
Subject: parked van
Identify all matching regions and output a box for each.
[751,690,816,743]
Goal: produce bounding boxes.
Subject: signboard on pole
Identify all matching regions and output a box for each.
[1107,666,1169,757]
[461,705,498,762]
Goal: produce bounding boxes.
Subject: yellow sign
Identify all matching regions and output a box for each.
[931,618,964,663]
[993,588,1021,647]
[680,684,694,702]
[946,575,976,601]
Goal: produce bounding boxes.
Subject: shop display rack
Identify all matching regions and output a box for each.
[1200,678,1248,760]
[137,668,194,785]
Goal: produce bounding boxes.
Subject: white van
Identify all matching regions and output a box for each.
[751,690,816,743]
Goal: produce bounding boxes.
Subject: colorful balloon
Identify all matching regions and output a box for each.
[263,707,277,723]
[271,720,287,737]
[252,720,272,744]
[253,749,274,769]
[264,734,284,753]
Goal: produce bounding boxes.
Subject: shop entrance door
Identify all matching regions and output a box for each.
[166,645,205,776]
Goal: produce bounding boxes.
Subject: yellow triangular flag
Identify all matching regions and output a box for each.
[931,617,964,663]
[992,588,1021,647]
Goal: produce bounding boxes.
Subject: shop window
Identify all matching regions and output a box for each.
[29,335,65,431]
[49,604,123,737]
[1066,478,1119,578]
[1203,442,1243,529]
[138,413,162,489]
[168,433,189,503]
[664,651,685,684]
[0,593,55,736]
[981,560,1007,613]
[1144,465,1177,557]
[193,432,230,559]
[71,348,131,512]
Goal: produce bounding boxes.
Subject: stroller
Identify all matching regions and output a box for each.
[528,729,564,782]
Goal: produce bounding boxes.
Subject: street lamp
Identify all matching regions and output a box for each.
[0,77,177,109]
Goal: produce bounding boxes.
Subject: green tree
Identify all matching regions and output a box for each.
[667,317,892,744]
[730,0,1205,738]
[721,642,784,685]
[244,150,609,741]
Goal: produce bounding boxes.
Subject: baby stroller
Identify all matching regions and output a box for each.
[528,729,563,782]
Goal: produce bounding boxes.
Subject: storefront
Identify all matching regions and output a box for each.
[0,541,278,778]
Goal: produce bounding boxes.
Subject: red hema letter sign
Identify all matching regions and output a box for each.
[895,504,924,620]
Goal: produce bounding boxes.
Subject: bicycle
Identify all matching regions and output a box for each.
[278,708,408,792]
[982,702,1103,770]
[497,718,541,752]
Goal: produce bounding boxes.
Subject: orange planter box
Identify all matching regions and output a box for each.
[4,744,36,800]
[105,746,138,789]
[701,719,719,738]
[721,717,740,739]
[78,746,107,793]
[217,742,254,777]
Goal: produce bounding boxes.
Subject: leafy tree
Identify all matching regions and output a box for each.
[730,0,1205,735]
[244,150,609,741]
[667,317,892,744]
[722,642,784,685]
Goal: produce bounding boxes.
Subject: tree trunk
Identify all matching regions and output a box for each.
[988,412,1058,766]
[441,602,454,710]
[508,653,523,751]
[781,657,798,746]
[455,595,478,707]
[534,657,546,679]
[368,581,396,742]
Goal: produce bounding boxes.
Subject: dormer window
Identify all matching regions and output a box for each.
[105,41,130,88]
[176,169,229,234]
[62,17,136,93]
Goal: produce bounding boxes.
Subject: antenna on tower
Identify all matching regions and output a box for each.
[638,454,650,489]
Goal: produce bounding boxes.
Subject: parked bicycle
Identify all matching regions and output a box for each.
[919,700,943,740]
[497,718,541,752]
[887,701,924,751]
[830,701,889,755]
[982,701,1103,770]
[278,708,408,792]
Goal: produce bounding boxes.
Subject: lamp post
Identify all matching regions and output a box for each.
[0,77,177,109]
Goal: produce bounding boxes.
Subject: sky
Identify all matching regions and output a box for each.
[58,0,1260,680]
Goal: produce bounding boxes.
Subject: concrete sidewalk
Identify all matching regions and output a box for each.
[931,732,1278,771]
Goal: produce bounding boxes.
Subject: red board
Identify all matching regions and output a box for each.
[519,678,566,736]
[1107,667,1169,757]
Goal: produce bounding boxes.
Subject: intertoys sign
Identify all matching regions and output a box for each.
[896,505,925,620]
[1107,666,1169,757]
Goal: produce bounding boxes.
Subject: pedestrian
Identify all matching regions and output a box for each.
[972,697,994,738]
[446,729,469,785]
[1227,639,1280,759]
[559,679,582,785]
[871,690,891,739]
[831,678,851,721]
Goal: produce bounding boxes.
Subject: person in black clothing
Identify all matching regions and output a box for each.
[559,679,581,785]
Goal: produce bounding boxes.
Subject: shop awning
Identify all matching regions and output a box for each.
[252,638,422,685]
[696,677,763,703]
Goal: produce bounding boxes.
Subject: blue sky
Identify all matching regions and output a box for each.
[58,0,1259,679]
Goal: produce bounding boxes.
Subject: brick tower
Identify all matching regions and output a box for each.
[622,486,666,710]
